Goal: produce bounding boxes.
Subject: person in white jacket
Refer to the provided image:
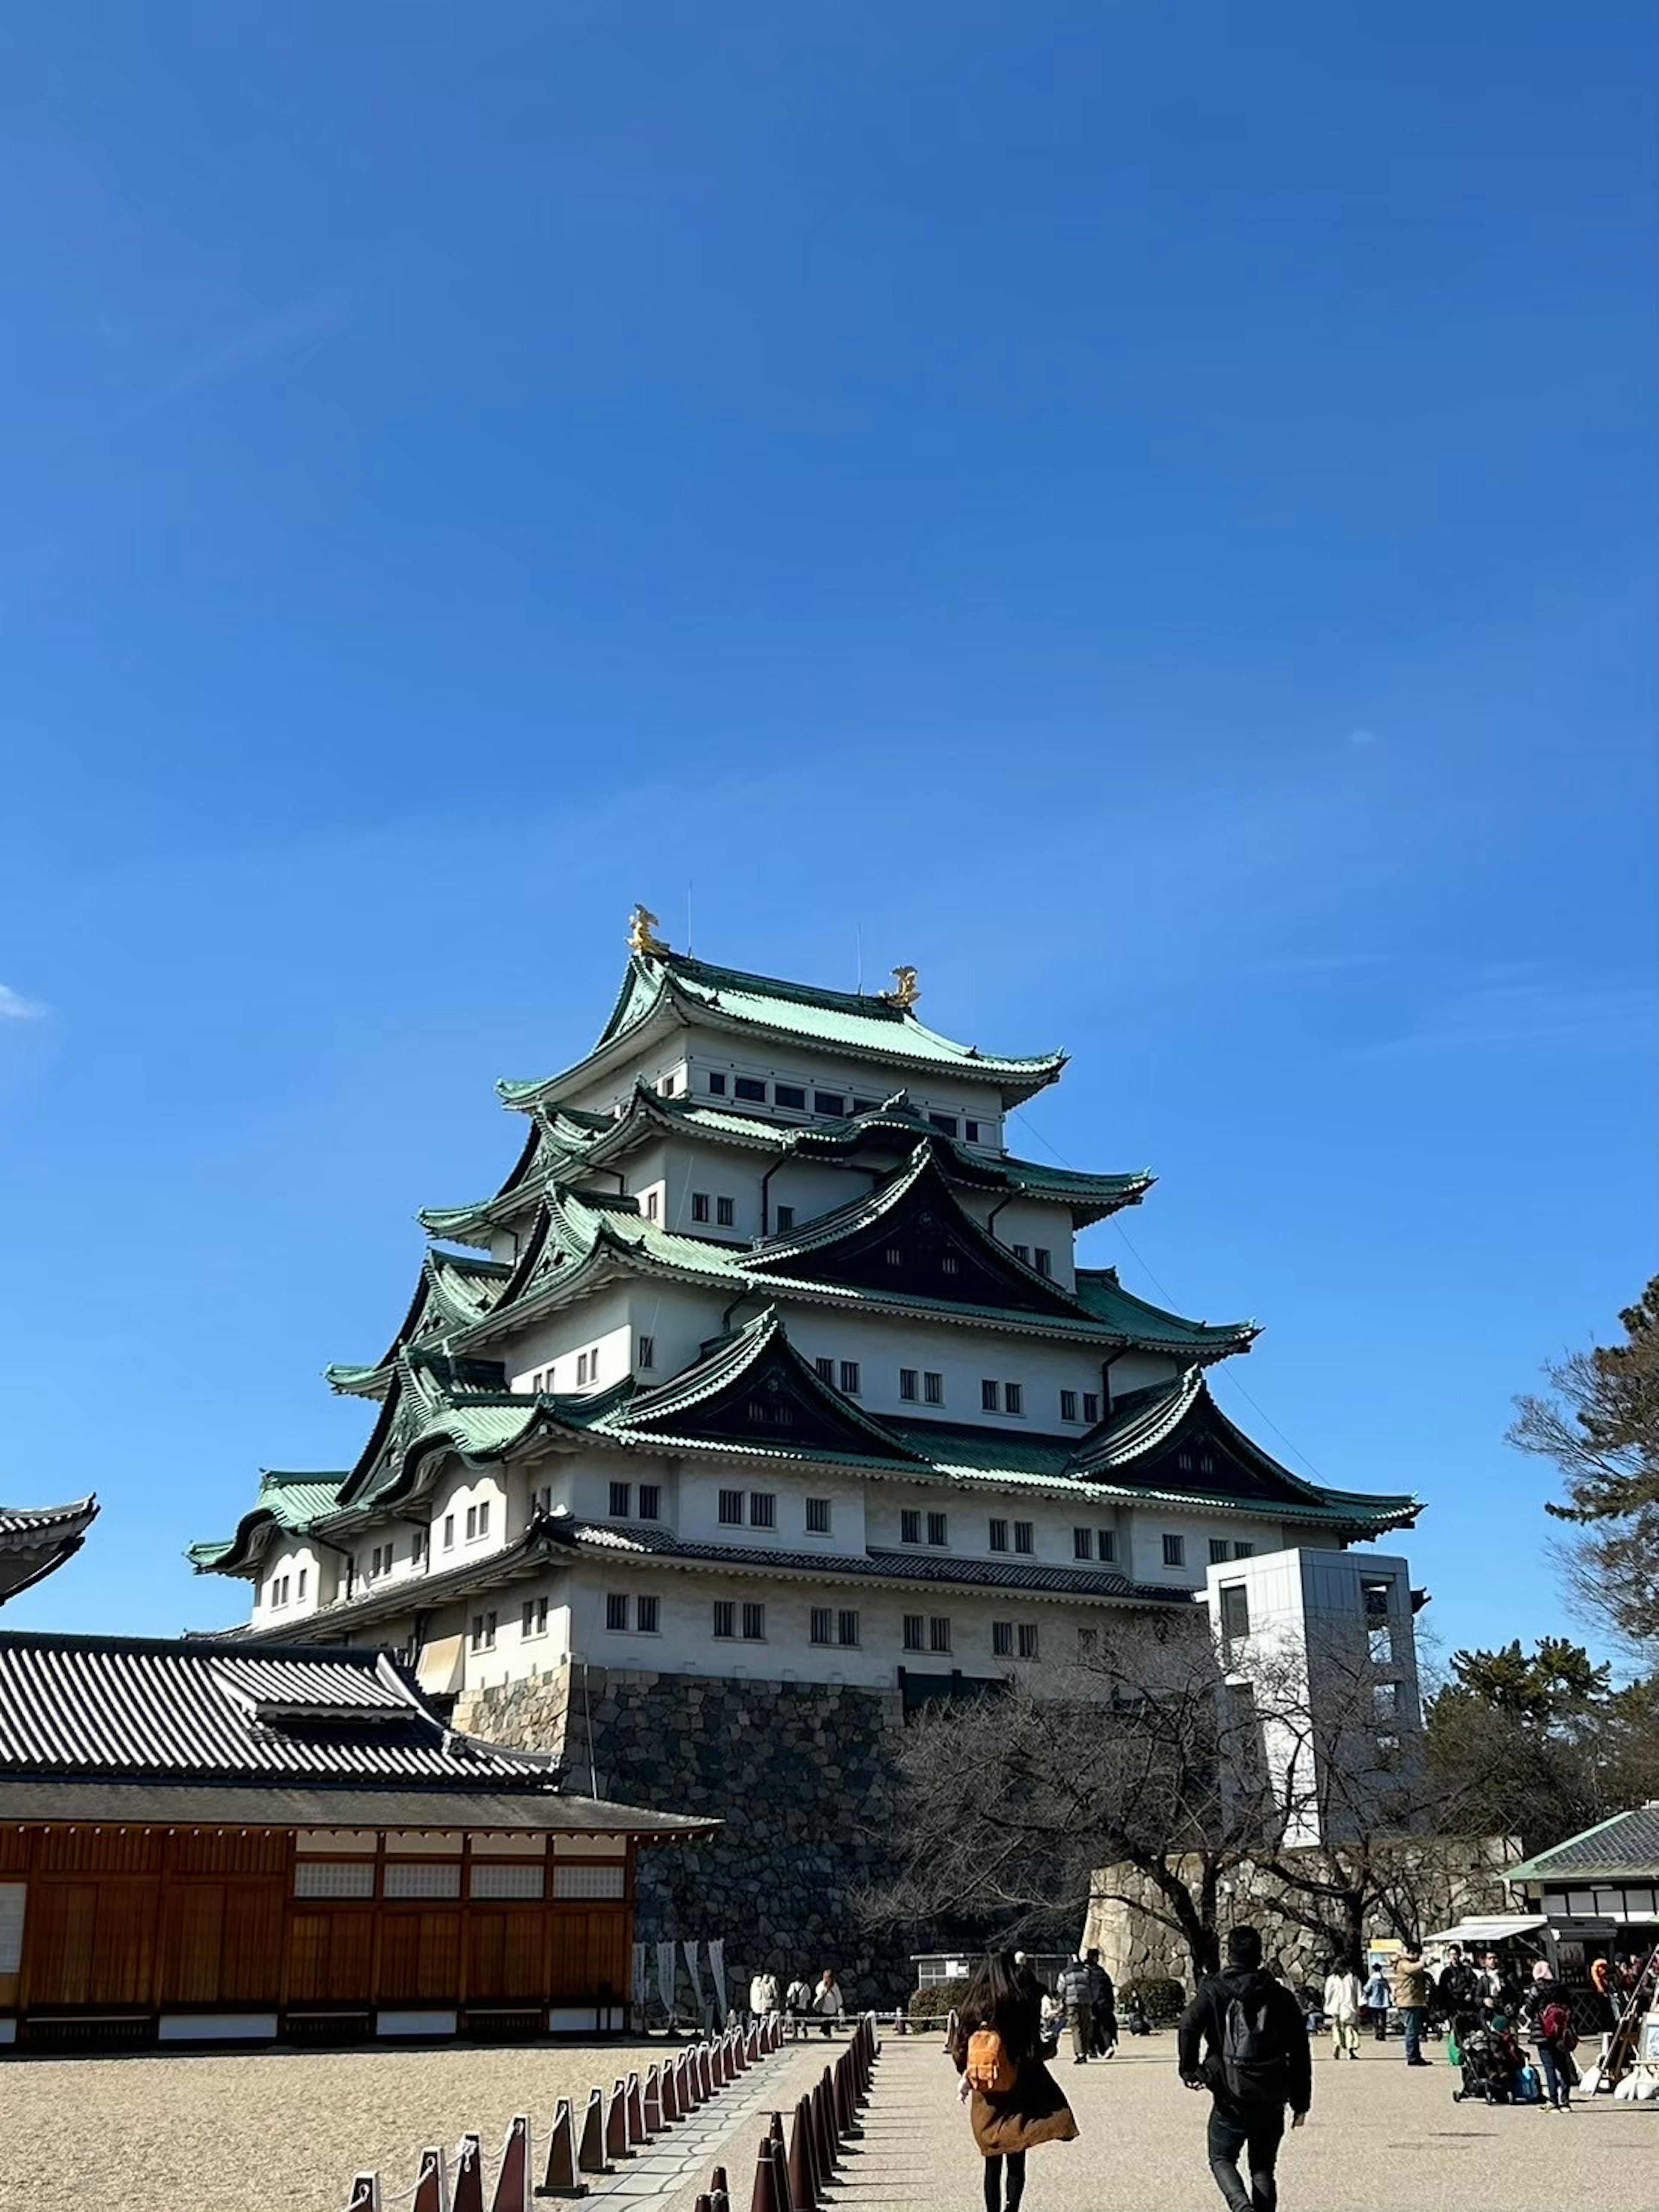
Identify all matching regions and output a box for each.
[814,1968,843,2037]
[749,1970,779,2023]
[1324,1960,1363,2061]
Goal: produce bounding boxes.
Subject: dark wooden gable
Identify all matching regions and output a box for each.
[623,1334,918,1461]
[1133,1398,1313,1506]
[750,1152,1079,1317]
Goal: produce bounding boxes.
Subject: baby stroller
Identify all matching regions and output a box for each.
[1451,2015,1521,2104]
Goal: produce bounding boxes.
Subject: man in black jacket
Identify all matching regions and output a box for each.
[1178,1927,1313,2212]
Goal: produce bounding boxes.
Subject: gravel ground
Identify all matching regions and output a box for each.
[4,2029,1653,2212]
[820,2035,1659,2212]
[0,2036,671,2212]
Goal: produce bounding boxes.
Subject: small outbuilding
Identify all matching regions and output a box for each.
[0,1629,713,2050]
[1506,1804,1659,1973]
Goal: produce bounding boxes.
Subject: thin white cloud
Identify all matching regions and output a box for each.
[1351,971,1657,1063]
[0,984,46,1021]
[130,288,345,422]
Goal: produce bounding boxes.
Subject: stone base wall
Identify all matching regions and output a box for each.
[1082,1834,1522,1996]
[457,1664,914,2009]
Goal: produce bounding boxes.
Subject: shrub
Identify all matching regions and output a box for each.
[1122,1976,1186,2025]
[909,1977,971,2020]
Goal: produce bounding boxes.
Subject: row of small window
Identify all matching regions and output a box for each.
[703,1069,988,1144]
[690,1193,737,1226]
[813,1359,1098,1426]
[1164,1534,1257,1569]
[294,1859,624,1900]
[267,1570,307,1607]
[528,1341,613,1392]
[607,1482,664,1520]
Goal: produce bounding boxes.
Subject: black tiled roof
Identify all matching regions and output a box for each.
[0,1777,715,1835]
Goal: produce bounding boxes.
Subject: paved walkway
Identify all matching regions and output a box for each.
[661,2033,1659,2212]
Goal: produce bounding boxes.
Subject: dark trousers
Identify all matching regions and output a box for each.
[1400,2006,1424,2062]
[982,2150,1026,2212]
[1206,2103,1285,2212]
[1535,2041,1569,2109]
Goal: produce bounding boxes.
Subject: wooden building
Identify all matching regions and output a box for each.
[0,1629,712,2050]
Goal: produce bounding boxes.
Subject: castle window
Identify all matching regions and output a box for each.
[646,1191,660,1220]
[811,1607,833,1645]
[1013,1243,1030,1263]
[775,1205,795,1232]
[713,1601,735,1639]
[717,1196,736,1227]
[692,1192,711,1222]
[992,1621,1014,1658]
[741,1602,766,1642]
[899,1368,919,1401]
[749,1492,777,1530]
[297,1566,308,1597]
[718,1490,744,1525]
[839,1360,861,1395]
[774,1084,806,1111]
[928,1113,958,1136]
[885,1246,903,1266]
[926,1512,948,1547]
[982,1379,1000,1412]
[411,1530,427,1565]
[638,1595,660,1633]
[805,1497,832,1534]
[272,1575,290,1607]
[1209,1537,1230,1566]
[1082,1392,1101,1424]
[837,1609,860,1647]
[470,1610,497,1652]
[900,1509,922,1544]
[814,1356,835,1383]
[576,1351,591,1385]
[1005,1383,1024,1417]
[903,1614,925,1652]
[521,1595,550,1638]
[814,1092,845,1117]
[924,1371,944,1404]
[988,1517,1009,1552]
[1163,1534,1185,1568]
[1017,1623,1039,1661]
[1233,1540,1253,1560]
[706,1071,728,1096]
[609,1482,633,1518]
[1073,1528,1093,1560]
[941,1254,960,1275]
[442,1514,455,1550]
[1219,1585,1251,1642]
[928,1616,952,1654]
[735,1077,766,1103]
[964,1120,981,1143]
[1034,1248,1052,1277]
[1061,1389,1078,1423]
[1014,1521,1034,1555]
[465,1505,478,1540]
[638,1484,661,1521]
[638,1334,655,1369]
[1098,1529,1116,1562]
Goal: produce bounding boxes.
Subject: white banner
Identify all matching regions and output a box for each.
[707,1937,727,2024]
[683,1938,706,2021]
[656,1940,677,2021]
[632,1943,648,2014]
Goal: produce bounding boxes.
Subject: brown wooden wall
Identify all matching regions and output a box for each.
[3,1826,636,2019]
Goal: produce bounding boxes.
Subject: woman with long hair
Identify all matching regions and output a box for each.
[948,1951,1079,2212]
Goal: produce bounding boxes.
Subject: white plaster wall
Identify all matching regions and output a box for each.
[953,1194,1079,1290]
[506,1289,636,1394]
[252,1537,330,1624]
[1122,1506,1279,1587]
[673,1467,868,1554]
[429,1463,511,1570]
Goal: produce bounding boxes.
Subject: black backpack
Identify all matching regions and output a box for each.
[1220,1985,1290,2105]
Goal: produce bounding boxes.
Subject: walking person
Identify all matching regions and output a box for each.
[749,1968,779,2026]
[785,1973,812,2040]
[1361,1962,1391,2043]
[1085,1949,1117,2058]
[1178,1927,1311,2212]
[813,1967,843,2037]
[1322,1961,1362,2062]
[949,1951,1079,2212]
[1389,1945,1433,2067]
[1056,1954,1093,2065]
[1519,1961,1578,2113]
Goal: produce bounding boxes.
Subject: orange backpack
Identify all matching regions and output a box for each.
[966,2027,1018,2096]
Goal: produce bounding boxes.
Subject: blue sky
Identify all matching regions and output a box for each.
[1,6,1652,1667]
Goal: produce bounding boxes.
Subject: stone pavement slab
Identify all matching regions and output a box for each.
[780,2035,1656,2212]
